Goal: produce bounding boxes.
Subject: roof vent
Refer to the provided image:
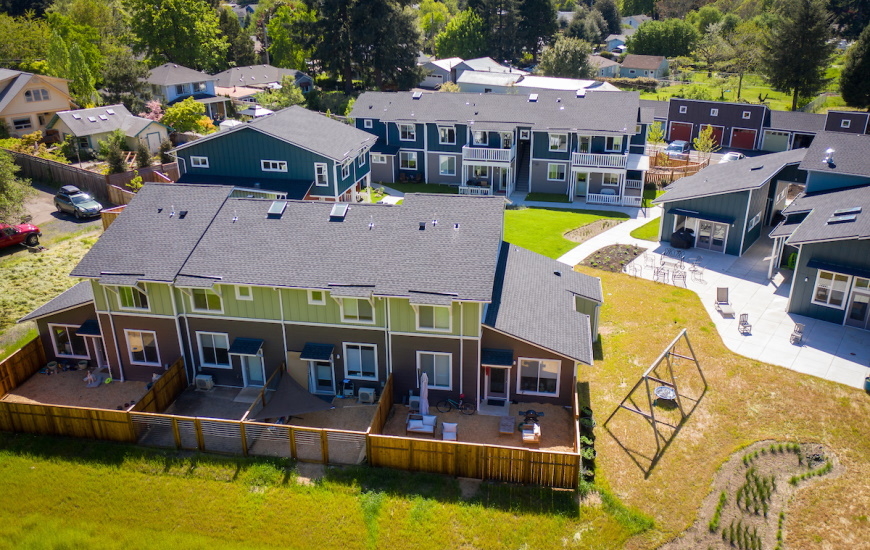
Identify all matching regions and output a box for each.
[556,97,561,103]
[106,109,115,115]
[412,91,423,100]
[419,221,426,230]
[576,89,586,98]
[823,148,834,165]
[178,210,188,219]
[267,200,287,219]
[329,203,349,221]
[528,93,538,103]
[453,223,460,230]
[87,116,97,122]
[554,270,561,276]
[72,113,81,120]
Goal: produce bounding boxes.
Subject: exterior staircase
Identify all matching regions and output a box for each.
[514,142,530,194]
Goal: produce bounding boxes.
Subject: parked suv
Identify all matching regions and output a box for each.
[54,185,103,219]
[664,140,690,159]
[0,222,41,249]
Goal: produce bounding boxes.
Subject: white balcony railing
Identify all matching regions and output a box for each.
[586,193,621,205]
[571,152,628,169]
[462,145,515,163]
[625,179,643,190]
[458,185,493,196]
[621,195,643,207]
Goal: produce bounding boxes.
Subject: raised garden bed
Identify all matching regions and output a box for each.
[579,244,646,272]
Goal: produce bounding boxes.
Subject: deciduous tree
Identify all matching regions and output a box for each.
[0,150,34,225]
[537,36,593,78]
[220,6,257,69]
[253,78,306,110]
[693,124,721,161]
[67,43,98,106]
[162,97,208,133]
[593,0,620,36]
[840,23,870,109]
[266,2,316,70]
[419,0,451,52]
[101,44,152,112]
[627,19,699,58]
[435,8,487,59]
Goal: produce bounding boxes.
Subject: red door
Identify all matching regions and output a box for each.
[730,128,757,150]
[700,125,724,146]
[669,122,692,142]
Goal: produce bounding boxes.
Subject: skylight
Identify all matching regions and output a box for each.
[330,203,349,220]
[87,116,97,122]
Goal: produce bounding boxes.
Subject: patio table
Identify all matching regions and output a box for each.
[499,416,516,435]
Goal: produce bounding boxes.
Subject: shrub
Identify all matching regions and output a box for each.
[135,140,151,169]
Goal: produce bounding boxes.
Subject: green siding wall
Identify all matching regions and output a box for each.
[96,281,174,315]
[220,285,282,320]
[280,289,386,328]
[388,299,479,337]
[91,280,106,310]
[789,241,870,323]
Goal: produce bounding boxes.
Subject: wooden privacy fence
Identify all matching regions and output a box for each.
[106,163,178,189]
[0,402,138,442]
[130,357,187,413]
[0,338,45,395]
[368,374,394,434]
[5,149,111,203]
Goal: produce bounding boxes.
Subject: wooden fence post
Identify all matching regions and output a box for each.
[194,418,205,450]
[320,430,329,463]
[289,426,297,459]
[172,417,182,449]
[239,422,248,457]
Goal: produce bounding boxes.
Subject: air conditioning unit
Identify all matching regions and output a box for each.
[358,387,376,404]
[195,374,214,391]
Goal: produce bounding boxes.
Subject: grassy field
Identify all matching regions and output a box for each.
[381,182,457,195]
[630,218,661,241]
[504,207,630,259]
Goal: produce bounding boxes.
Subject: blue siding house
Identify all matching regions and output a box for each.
[173,106,376,201]
[144,63,231,121]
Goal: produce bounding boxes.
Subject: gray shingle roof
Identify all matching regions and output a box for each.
[457,57,527,75]
[174,105,377,162]
[70,184,233,283]
[639,99,669,120]
[211,64,311,88]
[767,110,825,134]
[350,90,641,135]
[485,243,598,364]
[621,54,665,70]
[589,55,620,69]
[19,281,93,322]
[798,131,870,178]
[0,70,70,112]
[655,148,807,203]
[781,184,870,244]
[50,104,161,137]
[145,63,213,87]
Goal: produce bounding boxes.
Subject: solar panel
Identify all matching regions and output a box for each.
[330,203,349,219]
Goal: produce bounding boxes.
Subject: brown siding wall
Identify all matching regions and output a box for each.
[390,335,464,404]
[35,302,97,364]
[100,313,180,382]
[481,327,575,407]
[186,318,285,387]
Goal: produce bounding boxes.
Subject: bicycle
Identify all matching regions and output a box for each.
[436,393,476,415]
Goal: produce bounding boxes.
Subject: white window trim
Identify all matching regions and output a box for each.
[12,117,32,130]
[189,288,224,314]
[48,323,90,359]
[416,351,452,390]
[116,284,150,311]
[364,119,373,128]
[438,126,456,145]
[438,155,456,176]
[602,173,620,186]
[308,289,326,305]
[341,163,351,179]
[399,151,417,170]
[261,160,288,172]
[841,119,851,129]
[124,329,161,366]
[742,111,751,119]
[314,162,328,186]
[548,133,567,152]
[235,286,253,301]
[196,331,231,369]
[516,357,561,397]
[710,108,719,116]
[337,297,376,325]
[547,163,566,181]
[679,106,687,114]
[399,124,416,141]
[343,342,379,381]
[357,154,365,168]
[520,129,530,140]
[747,212,761,232]
[371,154,386,164]
[811,270,852,310]
[604,136,623,153]
[191,156,209,168]
[411,303,453,333]
[472,130,488,146]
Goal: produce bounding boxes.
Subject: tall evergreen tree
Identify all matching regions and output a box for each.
[468,0,520,61]
[267,2,317,70]
[355,1,422,89]
[310,0,356,93]
[516,0,557,60]
[828,0,870,40]
[593,0,620,36]
[100,44,152,112]
[763,0,836,111]
[67,43,97,106]
[840,23,870,109]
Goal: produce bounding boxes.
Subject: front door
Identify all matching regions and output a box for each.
[696,221,727,253]
[486,367,509,400]
[309,360,335,394]
[574,172,589,197]
[845,282,870,329]
[91,337,108,369]
[242,355,265,387]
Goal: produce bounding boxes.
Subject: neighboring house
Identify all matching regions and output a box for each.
[47,104,171,153]
[144,63,231,121]
[823,110,869,135]
[173,105,376,201]
[351,90,651,207]
[212,64,314,94]
[21,185,602,409]
[589,55,620,78]
[453,57,527,81]
[605,29,636,52]
[0,69,75,138]
[667,99,768,149]
[639,98,669,130]
[419,57,463,88]
[769,132,870,331]
[654,148,807,255]
[619,55,668,79]
[622,14,652,29]
[456,72,619,94]
[761,110,823,152]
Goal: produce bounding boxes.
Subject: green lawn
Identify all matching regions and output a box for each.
[629,217,661,241]
[381,182,457,195]
[504,207,629,259]
[641,188,664,208]
[524,192,571,203]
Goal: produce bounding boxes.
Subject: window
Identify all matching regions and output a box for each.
[357,154,365,168]
[747,212,761,231]
[399,124,416,141]
[193,81,207,93]
[548,133,567,152]
[341,163,350,179]
[472,130,488,145]
[314,163,328,186]
[439,155,455,176]
[577,136,591,153]
[742,111,752,120]
[341,298,374,323]
[197,332,230,368]
[235,286,253,301]
[175,84,186,95]
[190,288,222,312]
[438,126,455,144]
[812,271,851,309]
[191,156,209,168]
[710,108,719,117]
[126,330,160,365]
[344,343,377,379]
[417,352,451,389]
[371,154,386,164]
[603,173,619,186]
[308,290,326,305]
[118,286,149,310]
[261,160,287,172]
[679,106,687,114]
[12,117,32,130]
[841,119,851,129]
[604,136,623,152]
[416,305,451,331]
[77,136,89,149]
[547,163,566,181]
[399,151,417,170]
[517,358,560,396]
[629,69,636,74]
[472,165,488,178]
[364,119,373,128]
[24,89,49,102]
[520,129,530,140]
[50,324,89,358]
[501,132,512,149]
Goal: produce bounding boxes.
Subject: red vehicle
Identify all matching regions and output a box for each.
[0,222,41,249]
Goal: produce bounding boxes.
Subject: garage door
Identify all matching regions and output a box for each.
[421,74,443,88]
[668,122,692,142]
[761,131,790,152]
[730,128,757,150]
[700,125,723,146]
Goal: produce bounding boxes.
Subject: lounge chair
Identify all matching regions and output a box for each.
[406,413,437,435]
[442,422,458,441]
[714,287,735,317]
[790,323,805,345]
[521,423,541,444]
[738,313,752,334]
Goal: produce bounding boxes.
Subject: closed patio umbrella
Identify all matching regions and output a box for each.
[419,372,429,416]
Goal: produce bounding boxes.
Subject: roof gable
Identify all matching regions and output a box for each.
[211,64,311,88]
[782,184,870,244]
[146,63,214,87]
[621,54,666,70]
[799,131,870,178]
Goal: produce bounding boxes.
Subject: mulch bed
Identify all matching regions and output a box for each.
[579,244,646,272]
[564,219,624,244]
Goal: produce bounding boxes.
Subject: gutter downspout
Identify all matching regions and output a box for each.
[169,286,191,384]
[459,302,463,397]
[102,286,125,382]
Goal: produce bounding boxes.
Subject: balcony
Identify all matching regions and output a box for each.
[462,145,515,163]
[571,152,628,169]
[458,185,493,196]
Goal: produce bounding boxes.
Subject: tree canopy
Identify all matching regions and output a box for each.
[627,19,699,57]
[537,36,593,79]
[0,150,35,225]
[253,78,305,110]
[593,0,620,36]
[840,23,870,109]
[266,2,316,70]
[162,97,214,134]
[435,8,488,59]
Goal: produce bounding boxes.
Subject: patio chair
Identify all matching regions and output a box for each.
[790,323,805,345]
[691,265,705,284]
[644,253,656,267]
[442,422,458,441]
[654,267,669,283]
[738,313,752,334]
[714,287,735,317]
[673,270,687,287]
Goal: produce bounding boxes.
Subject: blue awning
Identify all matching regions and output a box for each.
[668,208,735,225]
[300,343,334,362]
[481,348,514,367]
[76,319,101,337]
[806,259,870,280]
[228,338,264,355]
